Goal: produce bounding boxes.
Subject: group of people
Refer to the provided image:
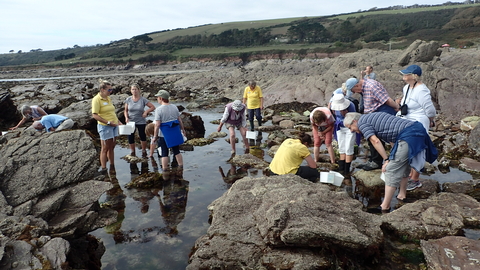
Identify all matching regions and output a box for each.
[9,105,75,132]
[92,81,185,174]
[269,64,437,213]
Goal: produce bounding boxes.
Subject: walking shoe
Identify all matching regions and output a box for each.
[363,161,381,171]
[406,179,422,191]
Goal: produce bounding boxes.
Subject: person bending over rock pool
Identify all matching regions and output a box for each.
[92,80,122,174]
[309,107,335,164]
[10,105,48,130]
[346,77,400,171]
[269,132,319,183]
[217,100,250,154]
[242,80,263,131]
[124,83,156,157]
[344,112,437,213]
[31,114,74,132]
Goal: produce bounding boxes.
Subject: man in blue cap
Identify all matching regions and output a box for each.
[344,77,400,170]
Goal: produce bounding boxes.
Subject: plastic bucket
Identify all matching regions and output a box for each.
[320,171,344,186]
[246,131,257,139]
[119,125,133,135]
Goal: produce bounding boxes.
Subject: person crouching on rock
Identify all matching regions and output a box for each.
[31,114,74,132]
[269,132,319,183]
[217,100,250,155]
[10,105,48,130]
[344,112,438,213]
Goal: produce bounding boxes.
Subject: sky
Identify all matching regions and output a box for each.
[0,0,455,54]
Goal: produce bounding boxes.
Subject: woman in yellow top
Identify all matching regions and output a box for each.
[92,80,122,173]
[269,132,319,182]
[242,81,263,131]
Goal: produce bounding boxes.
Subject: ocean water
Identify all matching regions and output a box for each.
[90,104,475,270]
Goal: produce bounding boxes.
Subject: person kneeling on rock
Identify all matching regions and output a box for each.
[269,132,319,183]
[217,100,250,155]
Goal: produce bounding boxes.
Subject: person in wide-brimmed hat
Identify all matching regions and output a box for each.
[217,100,250,155]
[330,93,358,175]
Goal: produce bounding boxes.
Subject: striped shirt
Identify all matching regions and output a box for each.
[358,112,414,143]
[362,79,390,114]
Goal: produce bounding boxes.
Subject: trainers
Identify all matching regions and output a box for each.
[363,161,381,171]
[406,179,422,191]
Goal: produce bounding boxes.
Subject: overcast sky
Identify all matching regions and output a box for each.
[0,0,454,54]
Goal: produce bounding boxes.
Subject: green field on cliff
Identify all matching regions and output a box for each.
[1,3,479,67]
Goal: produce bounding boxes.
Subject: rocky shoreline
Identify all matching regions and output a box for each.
[1,39,480,269]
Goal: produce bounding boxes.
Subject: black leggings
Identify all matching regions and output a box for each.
[296,166,320,183]
[128,124,147,144]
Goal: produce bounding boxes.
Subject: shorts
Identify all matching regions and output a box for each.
[312,125,333,146]
[337,127,355,155]
[98,124,118,141]
[384,140,410,188]
[225,123,244,130]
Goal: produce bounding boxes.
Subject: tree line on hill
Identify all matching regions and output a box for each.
[1,4,479,67]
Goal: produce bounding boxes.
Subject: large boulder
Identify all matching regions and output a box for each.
[188,175,384,269]
[0,129,116,268]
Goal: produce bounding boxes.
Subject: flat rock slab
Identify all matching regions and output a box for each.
[421,236,480,270]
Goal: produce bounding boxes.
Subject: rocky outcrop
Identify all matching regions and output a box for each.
[0,130,117,269]
[188,175,480,270]
[188,175,384,270]
[396,39,441,65]
[421,236,480,269]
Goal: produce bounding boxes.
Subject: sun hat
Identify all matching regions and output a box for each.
[345,78,359,91]
[400,65,422,76]
[330,94,351,111]
[232,100,244,111]
[154,90,170,99]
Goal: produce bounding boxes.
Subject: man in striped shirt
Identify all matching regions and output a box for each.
[344,112,437,213]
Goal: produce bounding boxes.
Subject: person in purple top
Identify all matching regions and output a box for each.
[217,100,250,155]
[344,112,437,213]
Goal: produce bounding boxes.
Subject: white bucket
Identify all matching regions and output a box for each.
[1,131,7,136]
[246,131,257,139]
[127,121,135,129]
[320,171,344,186]
[119,125,133,135]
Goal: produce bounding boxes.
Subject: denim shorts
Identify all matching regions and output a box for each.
[97,124,118,140]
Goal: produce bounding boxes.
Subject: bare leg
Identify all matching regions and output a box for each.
[380,185,397,210]
[228,126,236,153]
[410,169,420,181]
[141,140,148,153]
[149,142,155,158]
[396,177,409,200]
[129,143,136,156]
[105,138,116,166]
[326,144,335,164]
[175,153,183,167]
[346,154,354,163]
[161,157,169,170]
[240,127,249,150]
[100,140,108,169]
[313,147,320,162]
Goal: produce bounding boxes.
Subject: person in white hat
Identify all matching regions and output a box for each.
[217,100,250,155]
[330,93,357,175]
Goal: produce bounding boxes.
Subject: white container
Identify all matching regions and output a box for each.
[127,121,135,130]
[246,131,257,139]
[320,171,344,186]
[119,125,133,135]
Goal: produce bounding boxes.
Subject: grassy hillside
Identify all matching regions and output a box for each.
[1,3,479,68]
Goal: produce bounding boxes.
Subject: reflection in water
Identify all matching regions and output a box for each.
[159,179,189,236]
[219,164,248,185]
[102,156,189,245]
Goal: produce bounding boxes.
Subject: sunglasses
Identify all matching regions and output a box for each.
[107,88,113,92]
